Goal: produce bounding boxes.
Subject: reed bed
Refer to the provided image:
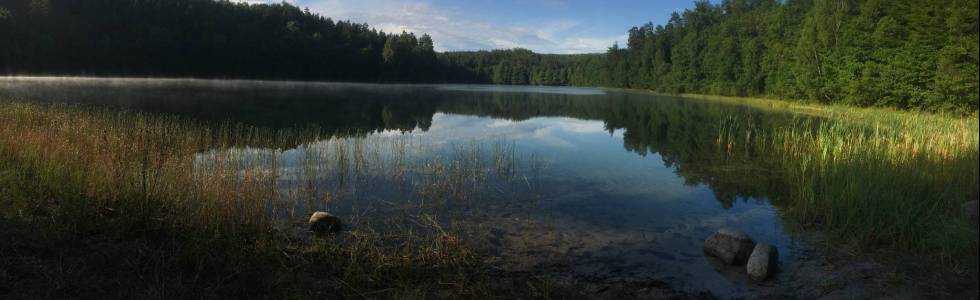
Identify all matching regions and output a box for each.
[717,107,979,263]
[0,100,553,298]
[194,133,537,223]
[0,100,317,230]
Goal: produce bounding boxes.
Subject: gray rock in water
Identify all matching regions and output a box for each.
[746,242,779,281]
[308,211,344,235]
[703,228,756,265]
[963,200,978,225]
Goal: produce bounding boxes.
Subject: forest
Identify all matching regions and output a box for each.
[0,0,441,81]
[451,0,979,113]
[1,0,978,112]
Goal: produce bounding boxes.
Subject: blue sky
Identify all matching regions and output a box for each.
[246,0,701,54]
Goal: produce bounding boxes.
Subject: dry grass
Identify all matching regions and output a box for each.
[0,100,566,299]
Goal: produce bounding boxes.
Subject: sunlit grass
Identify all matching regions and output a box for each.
[717,104,979,263]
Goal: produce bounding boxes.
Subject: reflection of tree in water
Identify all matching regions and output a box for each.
[437,91,805,208]
[3,80,812,208]
[0,80,438,134]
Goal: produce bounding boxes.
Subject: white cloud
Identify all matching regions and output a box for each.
[244,0,619,54]
[233,0,296,5]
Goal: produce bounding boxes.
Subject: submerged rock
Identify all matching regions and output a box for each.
[746,242,779,281]
[963,200,978,225]
[308,211,344,235]
[703,228,756,265]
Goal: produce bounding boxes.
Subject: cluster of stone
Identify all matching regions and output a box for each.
[703,228,778,281]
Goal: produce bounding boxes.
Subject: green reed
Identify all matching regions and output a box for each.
[0,100,553,298]
[717,106,979,263]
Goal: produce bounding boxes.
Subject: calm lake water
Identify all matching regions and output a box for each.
[1,77,813,296]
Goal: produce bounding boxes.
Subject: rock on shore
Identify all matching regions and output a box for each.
[746,242,779,281]
[703,228,756,265]
[308,211,344,235]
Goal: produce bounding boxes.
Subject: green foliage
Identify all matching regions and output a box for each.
[436,0,978,113]
[716,104,979,260]
[438,49,604,85]
[380,32,438,80]
[632,0,978,113]
[0,0,976,112]
[0,0,437,82]
[0,100,574,298]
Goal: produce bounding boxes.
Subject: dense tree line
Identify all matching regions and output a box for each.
[437,49,602,86]
[1,0,977,112]
[600,0,978,113]
[0,0,440,81]
[448,0,979,113]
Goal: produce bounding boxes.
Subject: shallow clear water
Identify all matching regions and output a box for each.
[1,77,813,296]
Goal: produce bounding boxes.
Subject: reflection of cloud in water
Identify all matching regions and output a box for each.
[437,84,606,95]
[414,113,607,148]
[187,103,800,298]
[368,113,718,206]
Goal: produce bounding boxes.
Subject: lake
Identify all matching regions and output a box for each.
[1,77,812,296]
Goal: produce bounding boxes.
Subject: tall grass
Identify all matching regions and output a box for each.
[0,100,319,230]
[249,134,536,223]
[717,106,979,263]
[0,100,554,298]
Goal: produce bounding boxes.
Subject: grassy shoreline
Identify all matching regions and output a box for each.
[0,100,578,298]
[700,93,979,261]
[1,94,977,297]
[617,90,980,264]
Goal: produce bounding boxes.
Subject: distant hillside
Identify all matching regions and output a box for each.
[438,49,604,86]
